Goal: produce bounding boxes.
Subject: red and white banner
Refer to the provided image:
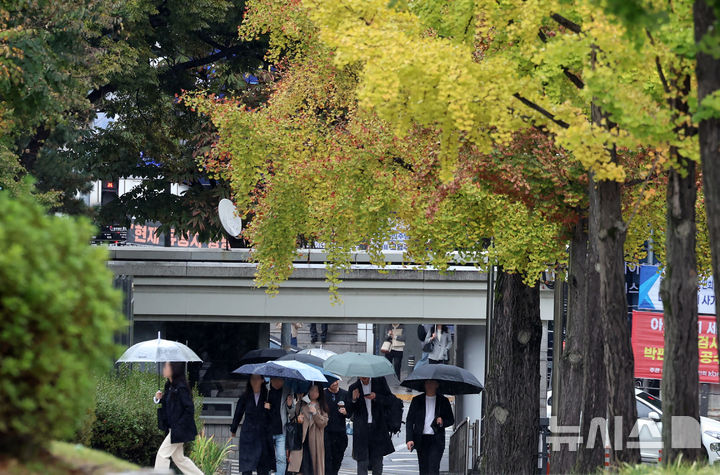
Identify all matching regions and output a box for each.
[632,310,720,383]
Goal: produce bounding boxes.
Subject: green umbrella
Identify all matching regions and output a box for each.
[324,352,395,378]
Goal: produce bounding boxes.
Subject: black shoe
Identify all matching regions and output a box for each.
[311,338,318,344]
[321,338,327,344]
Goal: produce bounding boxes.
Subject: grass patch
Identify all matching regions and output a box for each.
[0,441,138,474]
[619,460,720,474]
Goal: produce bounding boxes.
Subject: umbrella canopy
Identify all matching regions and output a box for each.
[307,363,341,383]
[278,352,324,367]
[232,361,328,383]
[116,332,202,363]
[298,348,337,360]
[285,363,340,394]
[240,348,288,364]
[401,363,483,395]
[324,352,395,378]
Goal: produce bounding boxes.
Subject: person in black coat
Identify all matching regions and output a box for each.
[324,380,350,475]
[231,374,276,475]
[405,380,455,475]
[348,376,395,475]
[153,361,203,475]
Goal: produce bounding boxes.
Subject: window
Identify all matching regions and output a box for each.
[636,400,656,419]
[637,391,662,411]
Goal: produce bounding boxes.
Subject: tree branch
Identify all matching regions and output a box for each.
[645,30,670,94]
[391,156,414,172]
[550,13,582,34]
[87,84,117,104]
[19,126,51,171]
[513,93,570,129]
[170,45,245,72]
[537,30,584,89]
[197,32,229,51]
[562,67,584,89]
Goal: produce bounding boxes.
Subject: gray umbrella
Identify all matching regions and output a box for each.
[324,352,395,378]
[116,332,202,363]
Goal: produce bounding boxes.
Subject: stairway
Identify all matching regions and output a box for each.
[270,322,370,354]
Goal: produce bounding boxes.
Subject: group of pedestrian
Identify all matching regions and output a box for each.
[153,327,456,475]
[227,376,346,475]
[225,375,452,475]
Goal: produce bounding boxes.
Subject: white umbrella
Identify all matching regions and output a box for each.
[116,332,202,363]
[298,348,337,360]
[271,360,328,382]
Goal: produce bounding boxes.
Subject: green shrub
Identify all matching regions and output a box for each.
[190,432,235,475]
[89,368,203,467]
[0,192,125,460]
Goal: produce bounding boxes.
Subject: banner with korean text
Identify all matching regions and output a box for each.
[632,310,719,383]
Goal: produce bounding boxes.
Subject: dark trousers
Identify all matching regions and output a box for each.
[357,453,384,475]
[384,350,403,378]
[310,323,328,342]
[325,430,348,475]
[417,435,443,475]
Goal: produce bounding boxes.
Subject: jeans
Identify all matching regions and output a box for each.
[310,323,328,342]
[273,433,286,475]
[384,350,403,379]
[357,453,384,475]
[290,336,297,347]
[415,352,430,369]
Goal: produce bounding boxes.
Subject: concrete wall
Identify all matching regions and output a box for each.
[108,247,556,324]
[455,325,486,425]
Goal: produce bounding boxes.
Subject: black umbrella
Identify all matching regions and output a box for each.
[401,364,483,395]
[239,348,288,364]
[277,352,324,367]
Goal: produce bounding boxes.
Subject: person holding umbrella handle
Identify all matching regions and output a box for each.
[153,362,203,475]
[405,379,455,475]
[231,374,276,475]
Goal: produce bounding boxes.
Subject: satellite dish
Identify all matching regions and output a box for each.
[218,199,243,238]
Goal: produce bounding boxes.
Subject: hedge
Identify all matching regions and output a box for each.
[0,192,125,460]
[88,368,203,467]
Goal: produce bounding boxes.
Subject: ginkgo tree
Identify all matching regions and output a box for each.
[306,0,711,469]
[185,4,585,473]
[188,0,712,471]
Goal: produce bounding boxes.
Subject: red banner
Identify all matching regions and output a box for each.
[632,310,720,383]
[128,222,228,249]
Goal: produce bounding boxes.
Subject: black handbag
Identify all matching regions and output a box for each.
[157,405,168,432]
[422,340,435,353]
[285,418,303,451]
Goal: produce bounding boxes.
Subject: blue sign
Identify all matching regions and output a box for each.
[637,265,715,315]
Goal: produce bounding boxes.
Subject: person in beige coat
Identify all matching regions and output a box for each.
[288,384,329,475]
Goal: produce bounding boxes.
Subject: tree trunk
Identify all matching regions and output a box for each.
[576,209,607,472]
[552,220,586,473]
[590,164,639,465]
[660,62,702,463]
[553,216,607,473]
[661,160,700,462]
[482,271,542,475]
[694,0,720,385]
